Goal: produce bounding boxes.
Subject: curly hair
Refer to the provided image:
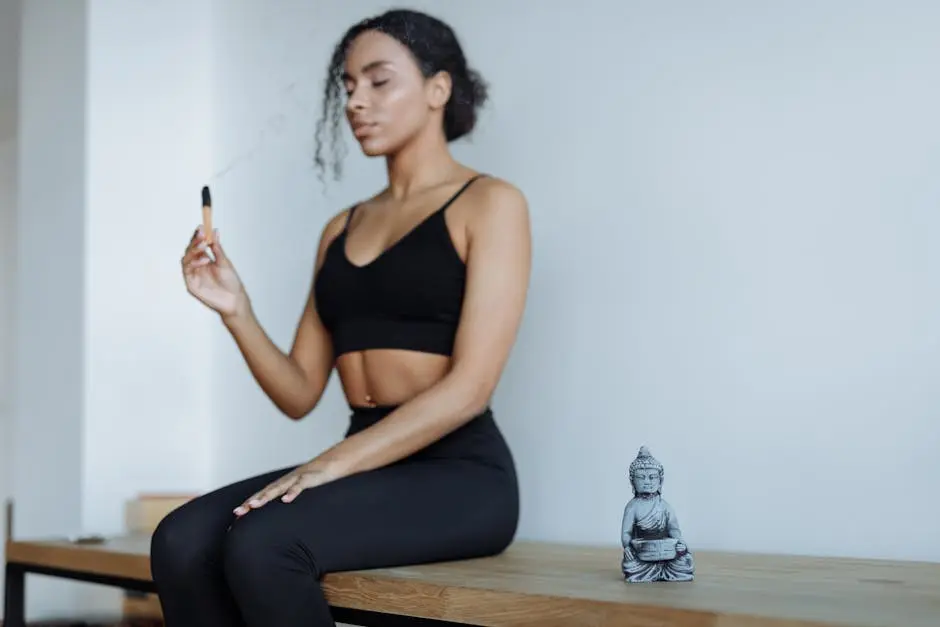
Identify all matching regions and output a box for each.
[313,9,488,183]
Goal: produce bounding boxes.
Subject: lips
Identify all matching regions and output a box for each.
[352,122,377,138]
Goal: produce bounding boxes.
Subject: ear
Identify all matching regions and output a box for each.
[426,70,452,110]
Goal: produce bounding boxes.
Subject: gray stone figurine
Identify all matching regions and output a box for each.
[621,446,695,582]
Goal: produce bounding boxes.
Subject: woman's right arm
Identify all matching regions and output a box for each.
[221,211,347,420]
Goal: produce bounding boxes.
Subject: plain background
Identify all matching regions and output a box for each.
[2,0,939,619]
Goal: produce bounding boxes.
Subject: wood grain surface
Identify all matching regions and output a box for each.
[6,537,939,626]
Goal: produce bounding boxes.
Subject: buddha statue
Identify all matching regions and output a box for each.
[621,446,695,582]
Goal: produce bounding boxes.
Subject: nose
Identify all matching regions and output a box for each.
[345,86,368,114]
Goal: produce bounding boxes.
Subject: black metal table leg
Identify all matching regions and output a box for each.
[3,561,26,627]
[1,561,475,627]
[4,562,157,627]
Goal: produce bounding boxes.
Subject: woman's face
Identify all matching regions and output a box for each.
[342,30,448,157]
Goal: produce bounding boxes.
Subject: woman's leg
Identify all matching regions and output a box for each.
[149,466,297,627]
[223,456,519,627]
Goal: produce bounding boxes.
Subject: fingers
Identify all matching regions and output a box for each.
[281,469,330,503]
[181,227,207,264]
[281,480,307,503]
[209,230,229,267]
[233,476,297,516]
[233,486,270,516]
[181,226,220,272]
[242,483,282,512]
[230,466,332,517]
[182,243,210,270]
[186,225,208,255]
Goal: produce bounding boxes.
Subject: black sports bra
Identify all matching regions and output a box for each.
[314,175,483,359]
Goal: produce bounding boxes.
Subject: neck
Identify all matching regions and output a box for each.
[384,125,457,200]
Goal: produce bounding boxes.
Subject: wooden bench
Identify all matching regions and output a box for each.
[5,529,940,627]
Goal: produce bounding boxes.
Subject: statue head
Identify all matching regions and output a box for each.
[628,446,664,496]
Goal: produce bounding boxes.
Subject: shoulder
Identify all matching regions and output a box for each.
[320,207,350,243]
[468,175,528,214]
[321,186,388,239]
[313,206,353,270]
[315,207,349,255]
[319,188,380,244]
[464,175,530,238]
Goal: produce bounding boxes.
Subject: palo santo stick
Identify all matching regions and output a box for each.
[202,185,213,244]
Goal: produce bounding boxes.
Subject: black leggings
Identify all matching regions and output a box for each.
[149,405,519,627]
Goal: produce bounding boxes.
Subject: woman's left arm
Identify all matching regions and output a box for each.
[318,179,532,476]
[234,179,530,515]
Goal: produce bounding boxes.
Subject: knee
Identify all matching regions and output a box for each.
[149,504,212,582]
[223,510,318,589]
[221,516,268,577]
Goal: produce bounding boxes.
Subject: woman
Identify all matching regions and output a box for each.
[150,8,531,627]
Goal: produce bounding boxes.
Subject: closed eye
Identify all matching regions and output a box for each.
[343,80,389,97]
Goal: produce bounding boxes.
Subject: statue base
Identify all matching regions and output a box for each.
[621,546,695,583]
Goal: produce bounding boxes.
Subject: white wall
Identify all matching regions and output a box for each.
[12,0,214,619]
[8,0,940,619]
[82,0,213,535]
[208,0,940,562]
[14,0,88,617]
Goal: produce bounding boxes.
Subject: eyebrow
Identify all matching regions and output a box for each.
[341,60,393,82]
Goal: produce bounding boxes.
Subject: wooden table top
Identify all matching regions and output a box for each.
[7,536,939,627]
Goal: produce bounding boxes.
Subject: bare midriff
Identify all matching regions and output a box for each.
[335,349,451,408]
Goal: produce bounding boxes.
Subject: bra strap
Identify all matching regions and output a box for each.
[345,174,485,230]
[343,204,358,231]
[437,173,486,214]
